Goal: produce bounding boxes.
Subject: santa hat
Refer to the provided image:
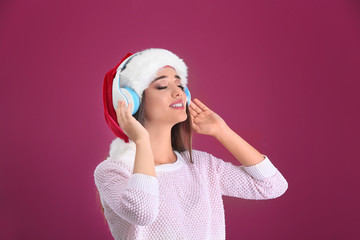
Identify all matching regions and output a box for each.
[103,48,188,143]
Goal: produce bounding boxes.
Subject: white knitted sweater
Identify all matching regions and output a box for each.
[94,138,288,239]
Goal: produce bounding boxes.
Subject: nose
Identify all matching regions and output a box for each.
[171,84,183,98]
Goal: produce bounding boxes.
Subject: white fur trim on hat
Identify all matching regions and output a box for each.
[109,138,136,170]
[116,48,188,100]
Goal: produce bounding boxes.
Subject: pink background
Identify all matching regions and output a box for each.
[1,0,359,239]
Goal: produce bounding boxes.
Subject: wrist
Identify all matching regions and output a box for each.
[214,123,231,140]
[134,136,150,146]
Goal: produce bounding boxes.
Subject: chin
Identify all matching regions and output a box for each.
[178,113,188,123]
[170,113,187,125]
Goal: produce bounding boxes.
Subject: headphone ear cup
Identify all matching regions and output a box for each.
[122,87,140,115]
[112,84,140,115]
[184,86,191,106]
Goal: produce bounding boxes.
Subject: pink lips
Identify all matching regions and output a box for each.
[169,99,184,109]
[169,99,182,106]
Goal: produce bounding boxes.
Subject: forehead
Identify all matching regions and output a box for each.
[151,67,181,84]
[156,66,178,76]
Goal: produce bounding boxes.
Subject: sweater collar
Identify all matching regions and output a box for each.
[108,138,184,172]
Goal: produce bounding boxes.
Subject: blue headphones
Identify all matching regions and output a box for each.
[112,54,191,115]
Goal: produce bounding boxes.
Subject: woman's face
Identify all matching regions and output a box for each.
[143,66,188,126]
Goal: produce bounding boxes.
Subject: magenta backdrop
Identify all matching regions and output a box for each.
[1,0,359,239]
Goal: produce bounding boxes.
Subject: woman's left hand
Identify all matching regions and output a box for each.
[189,98,228,137]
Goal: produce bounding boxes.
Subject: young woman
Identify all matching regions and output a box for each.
[95,48,288,239]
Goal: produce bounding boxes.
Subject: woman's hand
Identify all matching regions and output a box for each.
[116,100,149,143]
[189,98,228,138]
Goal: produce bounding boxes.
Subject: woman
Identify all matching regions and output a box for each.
[94,48,288,239]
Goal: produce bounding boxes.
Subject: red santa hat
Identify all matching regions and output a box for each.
[103,48,188,143]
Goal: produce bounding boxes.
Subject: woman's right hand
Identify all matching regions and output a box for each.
[116,100,149,144]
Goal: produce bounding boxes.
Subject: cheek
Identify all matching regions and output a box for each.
[145,92,168,108]
[143,95,167,119]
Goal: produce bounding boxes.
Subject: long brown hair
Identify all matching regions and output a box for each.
[96,91,194,215]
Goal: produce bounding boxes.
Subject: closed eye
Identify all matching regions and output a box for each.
[156,85,185,91]
[156,86,167,90]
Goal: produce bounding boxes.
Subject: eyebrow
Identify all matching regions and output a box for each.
[152,75,181,82]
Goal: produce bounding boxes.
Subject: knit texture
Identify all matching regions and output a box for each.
[94,148,288,240]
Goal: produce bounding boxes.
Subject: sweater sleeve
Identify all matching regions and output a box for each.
[211,154,288,199]
[94,160,160,226]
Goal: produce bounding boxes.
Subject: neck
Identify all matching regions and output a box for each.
[145,123,176,165]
